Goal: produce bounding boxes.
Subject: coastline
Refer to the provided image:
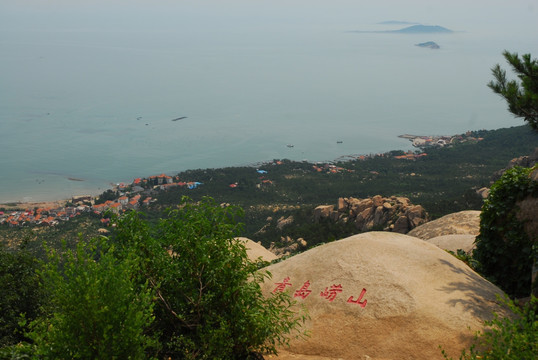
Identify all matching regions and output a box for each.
[0,130,489,209]
[0,199,69,211]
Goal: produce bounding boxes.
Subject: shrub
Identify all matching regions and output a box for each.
[0,246,42,347]
[473,166,538,298]
[112,196,307,359]
[26,238,158,359]
[442,296,537,360]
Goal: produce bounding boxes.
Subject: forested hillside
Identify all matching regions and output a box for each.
[1,125,537,254]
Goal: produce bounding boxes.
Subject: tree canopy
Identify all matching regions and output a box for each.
[488,51,538,130]
[110,197,307,359]
[0,197,307,359]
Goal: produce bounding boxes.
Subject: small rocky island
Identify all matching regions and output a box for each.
[416,41,440,49]
[395,25,452,33]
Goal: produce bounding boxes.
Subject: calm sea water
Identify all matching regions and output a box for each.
[1,6,535,202]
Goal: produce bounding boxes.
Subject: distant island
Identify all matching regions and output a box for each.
[393,25,452,34]
[351,24,453,34]
[415,41,440,49]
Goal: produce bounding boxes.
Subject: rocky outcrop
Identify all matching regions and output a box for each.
[476,187,490,199]
[276,215,294,230]
[237,237,278,263]
[269,236,308,258]
[262,232,508,360]
[314,195,428,234]
[407,210,481,240]
[313,205,334,222]
[425,234,477,254]
[492,147,538,181]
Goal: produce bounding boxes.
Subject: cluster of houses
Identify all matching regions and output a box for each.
[0,175,171,227]
[0,205,91,227]
[116,173,203,192]
[393,151,428,160]
[399,131,484,150]
[0,194,155,228]
[312,164,355,174]
[92,194,152,216]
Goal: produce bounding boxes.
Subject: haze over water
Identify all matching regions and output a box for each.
[1,0,537,203]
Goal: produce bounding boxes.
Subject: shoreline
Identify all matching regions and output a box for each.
[0,199,69,211]
[0,129,493,209]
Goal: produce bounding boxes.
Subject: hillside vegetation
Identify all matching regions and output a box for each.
[1,125,537,254]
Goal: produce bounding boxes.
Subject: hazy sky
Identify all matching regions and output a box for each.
[2,0,537,35]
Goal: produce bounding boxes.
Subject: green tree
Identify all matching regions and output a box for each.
[0,246,42,347]
[473,166,538,298]
[488,51,538,130]
[26,238,158,359]
[442,296,537,360]
[113,197,307,359]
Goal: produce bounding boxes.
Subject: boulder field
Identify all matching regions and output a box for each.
[314,195,429,234]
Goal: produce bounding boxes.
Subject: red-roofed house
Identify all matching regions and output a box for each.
[109,202,122,214]
[126,199,139,210]
[92,203,107,214]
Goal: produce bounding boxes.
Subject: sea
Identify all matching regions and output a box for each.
[1,2,537,203]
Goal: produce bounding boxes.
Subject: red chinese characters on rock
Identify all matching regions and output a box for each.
[320,284,343,302]
[272,277,368,308]
[347,288,368,308]
[272,277,292,293]
[293,280,313,299]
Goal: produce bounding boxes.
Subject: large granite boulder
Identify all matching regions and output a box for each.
[407,210,480,240]
[425,234,477,254]
[237,237,278,263]
[261,232,507,360]
[313,205,336,222]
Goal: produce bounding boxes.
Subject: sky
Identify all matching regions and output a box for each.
[1,0,537,34]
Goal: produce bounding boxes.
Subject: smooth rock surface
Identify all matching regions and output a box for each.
[261,232,507,360]
[407,210,480,240]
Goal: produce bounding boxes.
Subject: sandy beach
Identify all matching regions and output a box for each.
[0,199,68,211]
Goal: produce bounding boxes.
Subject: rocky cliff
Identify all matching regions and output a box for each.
[314,195,428,233]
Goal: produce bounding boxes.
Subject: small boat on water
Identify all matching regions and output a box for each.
[287,144,294,148]
[337,140,343,144]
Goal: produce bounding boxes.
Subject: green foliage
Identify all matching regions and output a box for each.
[442,296,537,360]
[246,207,358,252]
[474,166,538,298]
[112,197,307,359]
[489,51,538,131]
[0,246,42,347]
[26,238,158,359]
[154,126,536,219]
[94,189,119,204]
[446,249,480,271]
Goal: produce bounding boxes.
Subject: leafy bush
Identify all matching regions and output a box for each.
[112,197,307,359]
[26,238,158,359]
[446,249,479,271]
[473,166,538,298]
[0,246,42,347]
[442,296,537,360]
